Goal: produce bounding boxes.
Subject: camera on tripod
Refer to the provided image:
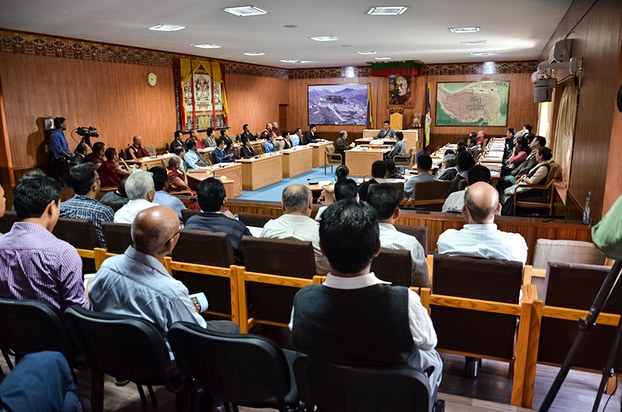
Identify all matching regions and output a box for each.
[76,126,99,138]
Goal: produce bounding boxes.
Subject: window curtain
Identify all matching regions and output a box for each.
[553,81,578,184]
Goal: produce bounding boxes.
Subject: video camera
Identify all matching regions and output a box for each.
[76,126,99,138]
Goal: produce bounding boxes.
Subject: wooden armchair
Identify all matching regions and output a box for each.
[408,180,451,211]
[370,248,412,287]
[324,146,343,174]
[393,148,415,171]
[102,222,132,255]
[52,217,99,274]
[513,163,560,216]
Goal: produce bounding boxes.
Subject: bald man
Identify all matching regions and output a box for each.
[89,206,239,335]
[127,135,150,159]
[437,182,527,263]
[260,184,330,274]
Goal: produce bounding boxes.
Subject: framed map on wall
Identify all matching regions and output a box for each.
[308,84,369,125]
[435,81,509,126]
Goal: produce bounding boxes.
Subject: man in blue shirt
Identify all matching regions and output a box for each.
[184,140,208,169]
[49,117,72,186]
[149,167,185,221]
[263,133,276,153]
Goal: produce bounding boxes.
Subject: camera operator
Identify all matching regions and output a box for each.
[50,117,72,187]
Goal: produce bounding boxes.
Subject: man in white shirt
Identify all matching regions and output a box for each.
[113,170,158,224]
[441,165,491,213]
[290,128,302,147]
[261,184,329,274]
[367,184,429,287]
[437,182,528,263]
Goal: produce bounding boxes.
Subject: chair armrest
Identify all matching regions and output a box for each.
[520,284,538,303]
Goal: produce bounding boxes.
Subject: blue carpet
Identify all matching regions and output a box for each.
[235,167,341,202]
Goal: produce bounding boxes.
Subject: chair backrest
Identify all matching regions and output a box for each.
[371,248,412,287]
[394,224,427,254]
[0,298,74,362]
[389,112,404,131]
[457,179,468,191]
[170,230,235,317]
[238,213,273,228]
[294,355,433,412]
[539,262,622,370]
[102,222,132,254]
[64,305,177,386]
[169,322,291,406]
[0,210,18,234]
[52,217,98,249]
[181,208,200,223]
[532,239,605,270]
[411,180,451,211]
[431,254,523,359]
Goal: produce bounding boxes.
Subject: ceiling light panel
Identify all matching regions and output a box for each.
[243,52,265,56]
[470,51,492,56]
[192,44,221,49]
[367,6,409,16]
[357,51,377,55]
[309,36,339,42]
[449,27,480,33]
[374,57,392,60]
[148,24,186,32]
[224,6,267,17]
[461,40,487,46]
[280,59,299,63]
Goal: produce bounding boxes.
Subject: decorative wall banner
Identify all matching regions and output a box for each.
[308,84,370,126]
[179,58,228,130]
[435,81,510,127]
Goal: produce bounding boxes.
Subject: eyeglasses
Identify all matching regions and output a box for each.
[166,225,183,244]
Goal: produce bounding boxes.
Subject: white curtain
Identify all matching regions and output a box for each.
[553,81,578,184]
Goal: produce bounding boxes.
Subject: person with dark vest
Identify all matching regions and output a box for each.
[290,199,442,396]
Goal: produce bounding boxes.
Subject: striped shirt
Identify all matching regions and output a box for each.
[60,195,115,247]
[0,222,88,310]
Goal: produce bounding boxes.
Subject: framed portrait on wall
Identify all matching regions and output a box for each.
[389,74,411,105]
[308,84,369,125]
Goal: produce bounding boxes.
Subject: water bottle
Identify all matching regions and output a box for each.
[582,191,591,225]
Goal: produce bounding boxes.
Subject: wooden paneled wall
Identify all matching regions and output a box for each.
[0,52,176,173]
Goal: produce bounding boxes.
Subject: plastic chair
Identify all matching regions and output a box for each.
[324,146,343,174]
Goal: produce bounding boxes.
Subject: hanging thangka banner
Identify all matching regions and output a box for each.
[179,58,228,130]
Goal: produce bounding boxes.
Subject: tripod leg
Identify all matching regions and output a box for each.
[591,313,622,412]
[539,260,622,412]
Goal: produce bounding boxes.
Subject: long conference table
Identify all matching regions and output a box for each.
[236,153,283,190]
[281,145,313,178]
[186,162,243,199]
[345,146,391,176]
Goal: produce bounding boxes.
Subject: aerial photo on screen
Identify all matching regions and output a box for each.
[436,81,510,127]
[308,84,368,125]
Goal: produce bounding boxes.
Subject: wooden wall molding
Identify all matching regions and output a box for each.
[222,61,288,79]
[423,61,538,76]
[288,67,372,79]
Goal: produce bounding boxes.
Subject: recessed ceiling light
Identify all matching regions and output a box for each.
[148,24,186,32]
[224,6,267,17]
[367,6,409,16]
[470,51,492,56]
[283,24,298,28]
[341,45,352,48]
[374,57,392,60]
[192,44,221,49]
[357,51,377,55]
[461,40,487,46]
[280,59,299,63]
[449,27,480,33]
[309,36,339,42]
[243,52,265,56]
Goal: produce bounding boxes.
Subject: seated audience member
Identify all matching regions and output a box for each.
[99,147,132,187]
[173,146,187,170]
[280,131,292,150]
[127,135,151,159]
[384,159,403,179]
[438,182,527,263]
[377,120,396,139]
[261,185,330,274]
[467,133,479,154]
[499,135,546,191]
[476,130,486,145]
[0,175,88,309]
[240,123,255,142]
[316,177,358,221]
[211,138,233,164]
[70,142,90,167]
[456,140,467,155]
[114,170,158,224]
[84,141,105,170]
[240,135,256,158]
[367,184,429,287]
[404,154,435,198]
[167,157,191,192]
[503,136,530,174]
[263,132,277,153]
[150,167,185,221]
[386,131,406,158]
[170,130,186,153]
[291,200,442,394]
[205,128,217,148]
[89,206,239,335]
[185,178,251,263]
[100,177,130,208]
[317,165,350,207]
[303,124,318,144]
[0,351,81,412]
[291,128,302,147]
[442,165,491,213]
[500,146,554,215]
[61,163,114,247]
[225,140,239,160]
[448,152,475,194]
[334,130,354,160]
[271,121,282,137]
[184,140,208,170]
[358,160,389,202]
[437,153,457,181]
[219,128,233,146]
[186,129,204,150]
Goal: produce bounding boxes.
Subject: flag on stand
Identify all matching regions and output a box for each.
[424,81,431,148]
[366,84,373,128]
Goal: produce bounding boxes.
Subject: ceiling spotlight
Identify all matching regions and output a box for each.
[374,57,392,60]
[243,52,266,56]
[367,6,409,16]
[148,24,186,32]
[192,44,221,49]
[224,6,268,17]
[449,27,480,33]
[280,59,299,63]
[357,51,377,55]
[461,40,487,46]
[310,36,339,42]
[470,51,492,56]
